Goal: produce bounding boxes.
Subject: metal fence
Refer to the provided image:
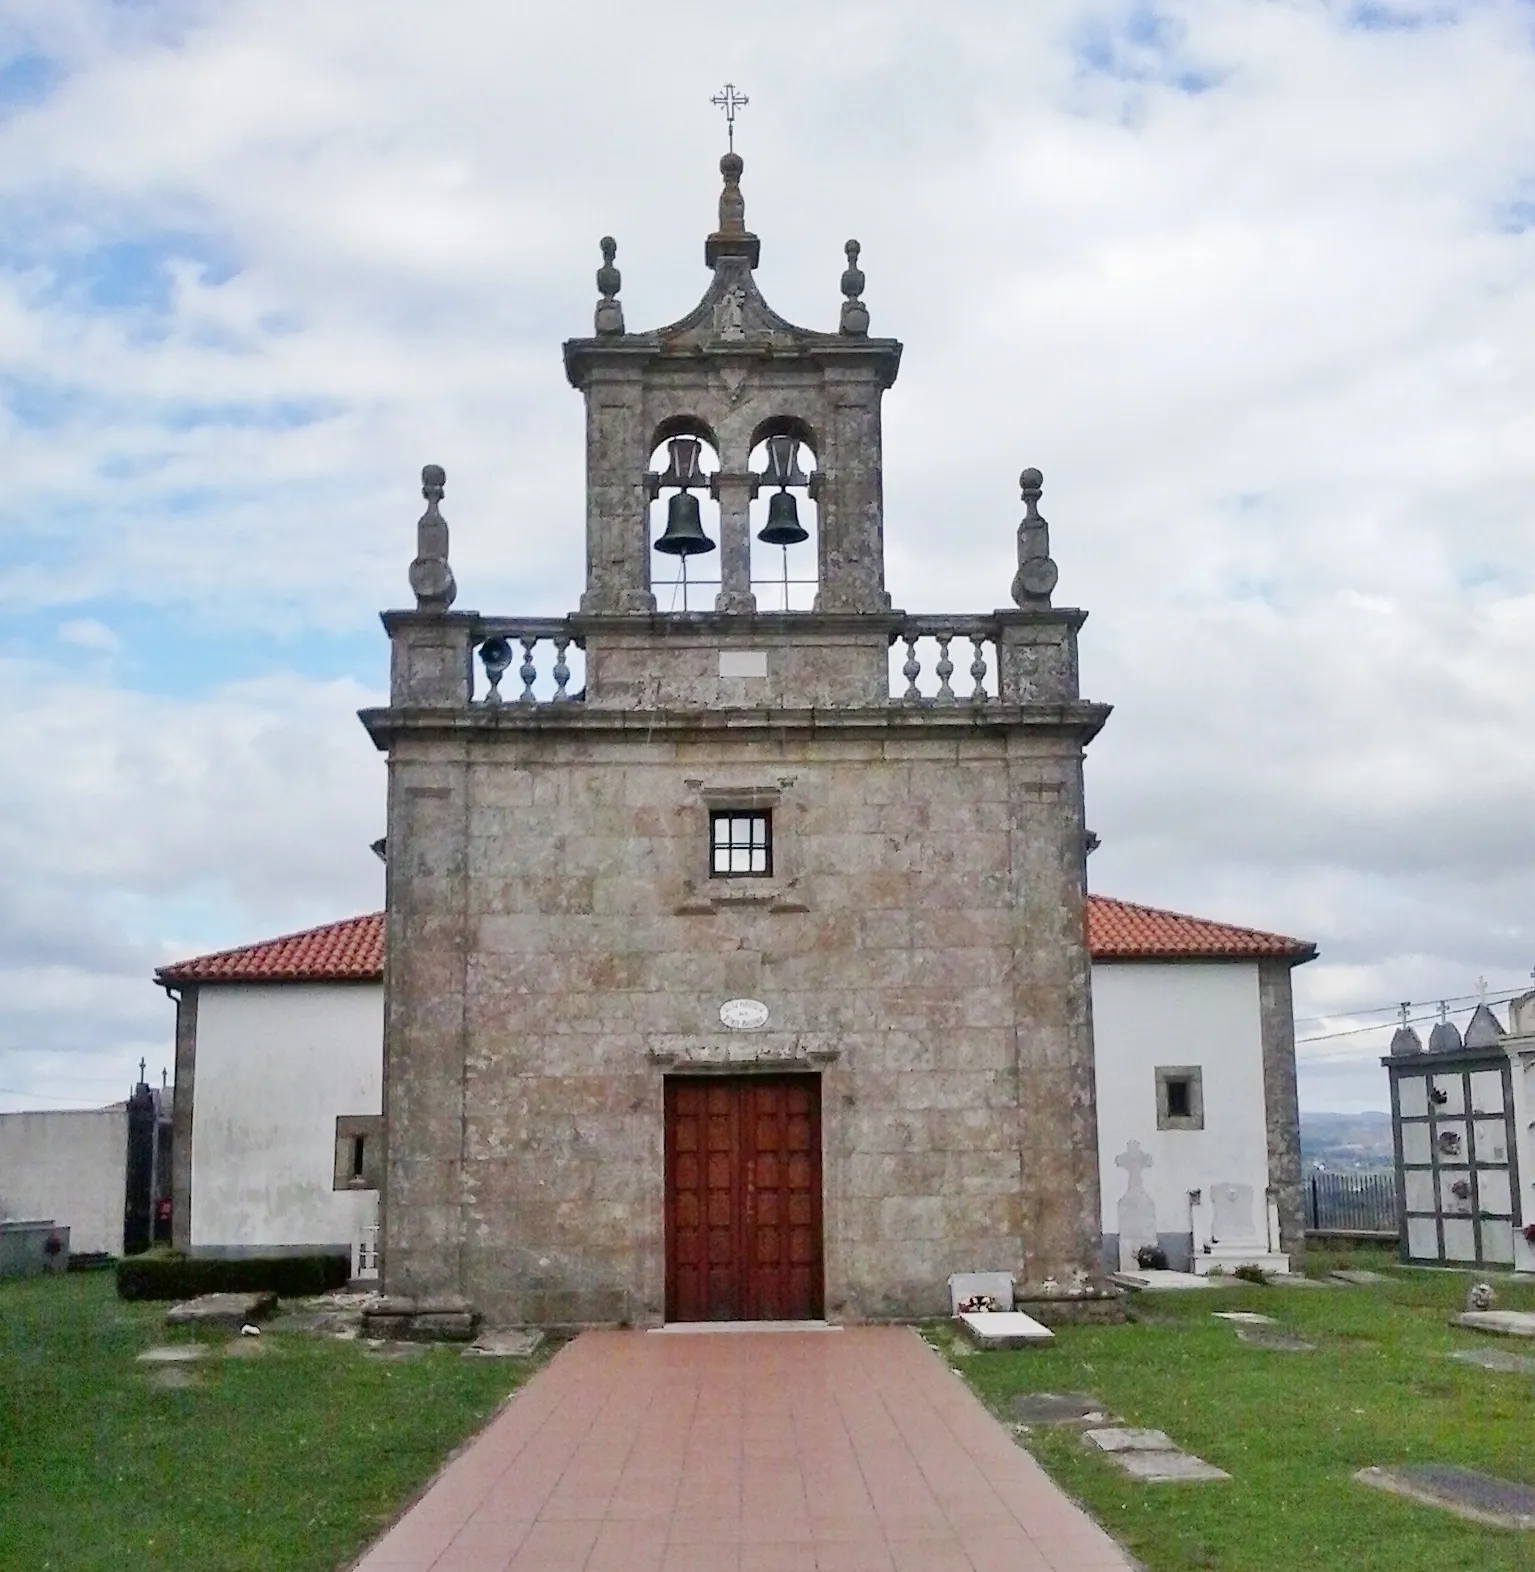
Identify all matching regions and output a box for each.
[1304,1170,1396,1235]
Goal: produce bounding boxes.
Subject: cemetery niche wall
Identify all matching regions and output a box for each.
[1384,993,1534,1274]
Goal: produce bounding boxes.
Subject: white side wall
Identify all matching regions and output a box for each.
[190,983,382,1251]
[0,1108,127,1255]
[1091,960,1272,1262]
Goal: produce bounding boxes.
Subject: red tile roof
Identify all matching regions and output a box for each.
[156,913,385,984]
[1086,895,1316,962]
[155,897,1314,985]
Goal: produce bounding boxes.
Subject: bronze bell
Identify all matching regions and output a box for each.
[654,490,715,556]
[757,488,808,547]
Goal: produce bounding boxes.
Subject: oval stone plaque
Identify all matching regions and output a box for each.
[719,998,769,1031]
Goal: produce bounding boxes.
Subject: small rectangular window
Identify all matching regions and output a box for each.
[334,1115,383,1190]
[711,810,772,877]
[1156,1066,1204,1131]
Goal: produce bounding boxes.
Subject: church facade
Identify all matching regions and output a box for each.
[359,151,1116,1326]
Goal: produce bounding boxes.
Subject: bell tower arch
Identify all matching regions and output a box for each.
[564,154,902,621]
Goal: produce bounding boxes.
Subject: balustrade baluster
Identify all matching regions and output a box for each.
[969,636,989,703]
[901,636,922,702]
[552,637,571,700]
[935,635,955,702]
[516,637,538,703]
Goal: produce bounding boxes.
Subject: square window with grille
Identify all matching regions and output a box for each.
[711,810,772,877]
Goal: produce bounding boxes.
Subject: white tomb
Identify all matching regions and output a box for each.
[1190,1180,1290,1276]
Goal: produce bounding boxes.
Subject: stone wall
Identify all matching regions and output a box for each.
[381,711,1100,1325]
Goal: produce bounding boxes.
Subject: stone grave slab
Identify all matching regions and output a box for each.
[136,1344,206,1364]
[1117,1451,1231,1483]
[363,1340,427,1361]
[1083,1428,1175,1454]
[165,1291,277,1332]
[1083,1427,1230,1483]
[1447,1346,1535,1375]
[462,1329,543,1358]
[1211,1312,1276,1324]
[1455,1310,1535,1339]
[1236,1327,1316,1353]
[958,1310,1053,1349]
[1329,1269,1388,1286]
[1110,1270,1223,1291]
[1009,1393,1109,1425]
[1356,1465,1535,1530]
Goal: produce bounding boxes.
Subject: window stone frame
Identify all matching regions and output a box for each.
[333,1114,384,1191]
[675,780,808,913]
[1155,1066,1205,1132]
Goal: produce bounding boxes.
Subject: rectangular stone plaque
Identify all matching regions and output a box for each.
[718,650,768,678]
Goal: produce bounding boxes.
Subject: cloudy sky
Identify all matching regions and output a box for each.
[1,0,1531,1115]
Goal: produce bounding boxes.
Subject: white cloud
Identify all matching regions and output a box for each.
[57,617,119,652]
[0,0,1532,1112]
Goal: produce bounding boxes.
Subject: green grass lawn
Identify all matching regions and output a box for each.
[935,1247,1535,1572]
[0,1272,542,1572]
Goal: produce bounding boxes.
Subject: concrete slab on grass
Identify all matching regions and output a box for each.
[165,1291,277,1332]
[1084,1428,1229,1483]
[957,1310,1053,1348]
[1212,1312,1277,1324]
[1447,1346,1535,1374]
[462,1328,544,1358]
[1236,1327,1317,1352]
[1456,1311,1535,1339]
[1010,1393,1109,1424]
[1117,1451,1231,1482]
[1110,1270,1223,1291]
[1083,1428,1176,1453]
[136,1344,206,1364]
[1356,1465,1535,1530]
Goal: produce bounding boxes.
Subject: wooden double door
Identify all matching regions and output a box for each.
[664,1075,824,1322]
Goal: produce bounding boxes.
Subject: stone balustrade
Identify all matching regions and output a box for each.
[384,609,1077,711]
[890,616,1000,705]
[474,619,586,705]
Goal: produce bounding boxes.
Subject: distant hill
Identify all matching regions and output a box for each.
[1300,1110,1394,1171]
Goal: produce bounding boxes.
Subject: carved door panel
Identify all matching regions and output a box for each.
[664,1075,823,1322]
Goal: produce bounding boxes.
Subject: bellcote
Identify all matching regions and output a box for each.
[563,153,902,616]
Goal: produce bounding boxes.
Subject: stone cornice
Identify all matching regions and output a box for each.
[357,699,1112,751]
[562,334,903,390]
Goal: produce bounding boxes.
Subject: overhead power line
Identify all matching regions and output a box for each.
[1297,990,1525,1045]
[1295,980,1533,1026]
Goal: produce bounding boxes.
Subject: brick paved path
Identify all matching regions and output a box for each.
[353,1326,1135,1572]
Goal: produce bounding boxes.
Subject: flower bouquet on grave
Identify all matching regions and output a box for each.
[956,1294,1003,1314]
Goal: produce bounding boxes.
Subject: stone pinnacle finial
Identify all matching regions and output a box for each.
[839,239,869,336]
[1010,466,1059,607]
[705,150,761,269]
[408,464,457,612]
[718,152,746,234]
[594,236,624,336]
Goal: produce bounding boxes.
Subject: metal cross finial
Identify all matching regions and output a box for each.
[711,83,748,150]
[1398,1002,1411,1028]
[1477,975,1489,1005]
